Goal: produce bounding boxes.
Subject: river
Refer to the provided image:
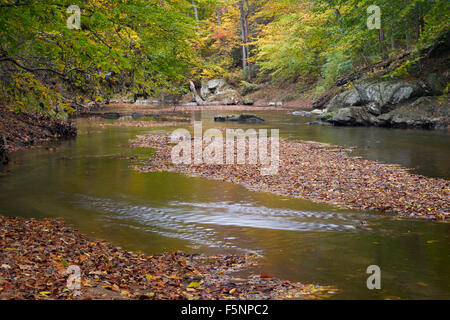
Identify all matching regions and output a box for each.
[0,109,449,299]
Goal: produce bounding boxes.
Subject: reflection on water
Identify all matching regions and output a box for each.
[0,113,449,300]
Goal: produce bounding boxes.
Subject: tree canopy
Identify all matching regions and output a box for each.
[0,0,448,114]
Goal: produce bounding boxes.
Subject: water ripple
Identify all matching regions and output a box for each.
[72,195,377,251]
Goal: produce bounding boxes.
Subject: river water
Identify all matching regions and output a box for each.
[0,110,449,299]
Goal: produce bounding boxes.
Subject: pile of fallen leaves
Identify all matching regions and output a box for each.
[131,134,449,220]
[0,106,76,152]
[0,217,337,300]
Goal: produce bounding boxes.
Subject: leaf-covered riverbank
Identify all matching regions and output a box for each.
[130,134,449,220]
[0,216,337,300]
[0,107,76,154]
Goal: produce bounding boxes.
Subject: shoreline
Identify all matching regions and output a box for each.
[130,133,449,221]
[0,216,337,300]
[0,107,76,165]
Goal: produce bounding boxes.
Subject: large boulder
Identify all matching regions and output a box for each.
[326,90,362,112]
[331,107,378,126]
[326,80,429,113]
[377,96,449,128]
[200,79,241,105]
[321,75,450,129]
[201,79,228,99]
[425,73,447,95]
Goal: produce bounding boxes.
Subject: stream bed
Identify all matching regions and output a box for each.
[0,110,449,299]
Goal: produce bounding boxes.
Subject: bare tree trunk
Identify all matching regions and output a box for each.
[244,0,250,61]
[335,8,342,30]
[192,0,199,32]
[379,28,388,60]
[406,30,411,51]
[390,19,396,51]
[239,0,251,80]
[216,6,221,26]
[415,3,425,40]
[238,1,247,70]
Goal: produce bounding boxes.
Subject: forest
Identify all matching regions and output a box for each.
[1,0,448,115]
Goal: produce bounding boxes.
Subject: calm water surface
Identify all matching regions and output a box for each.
[0,110,449,299]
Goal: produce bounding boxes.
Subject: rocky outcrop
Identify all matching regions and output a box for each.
[326,80,429,113]
[331,107,379,126]
[321,74,449,129]
[188,79,242,106]
[377,97,449,129]
[202,79,242,105]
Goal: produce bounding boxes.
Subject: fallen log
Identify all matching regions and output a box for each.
[189,81,206,106]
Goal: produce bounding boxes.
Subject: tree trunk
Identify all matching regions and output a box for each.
[406,29,411,51]
[192,1,199,32]
[238,1,247,70]
[216,6,221,26]
[239,0,251,80]
[335,8,342,30]
[379,28,388,60]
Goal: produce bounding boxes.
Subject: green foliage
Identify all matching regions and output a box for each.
[0,0,448,113]
[0,0,199,115]
[252,0,449,89]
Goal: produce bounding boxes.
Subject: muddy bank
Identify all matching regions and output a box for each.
[0,216,337,300]
[0,106,77,164]
[131,134,449,220]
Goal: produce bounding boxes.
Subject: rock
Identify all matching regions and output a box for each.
[377,96,449,128]
[199,79,242,105]
[326,90,362,112]
[367,102,381,116]
[319,112,336,122]
[360,81,427,108]
[132,112,144,120]
[214,114,265,123]
[201,79,228,99]
[102,112,121,119]
[331,107,378,126]
[293,111,311,116]
[326,80,428,113]
[134,100,152,106]
[181,102,198,107]
[268,101,283,107]
[321,75,449,129]
[425,73,446,95]
[306,121,332,126]
[310,109,325,116]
